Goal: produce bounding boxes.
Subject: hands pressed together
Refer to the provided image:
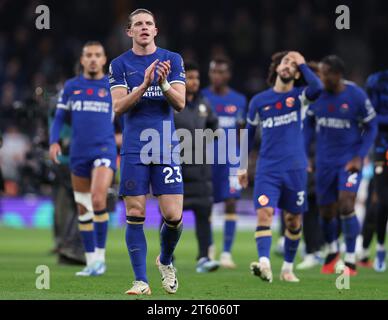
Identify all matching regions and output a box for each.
[142,59,171,88]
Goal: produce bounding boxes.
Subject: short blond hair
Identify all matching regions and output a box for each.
[127,8,155,29]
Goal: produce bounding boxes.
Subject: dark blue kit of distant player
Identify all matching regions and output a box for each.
[109,47,186,196]
[248,86,310,213]
[50,75,117,177]
[366,71,388,162]
[305,81,377,205]
[201,87,247,203]
[246,63,323,213]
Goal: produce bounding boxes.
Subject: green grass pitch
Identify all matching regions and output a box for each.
[0,227,387,300]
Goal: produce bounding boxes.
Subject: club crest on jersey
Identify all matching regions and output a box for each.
[225,105,237,114]
[286,97,295,108]
[73,90,82,95]
[86,88,94,95]
[258,195,269,206]
[328,104,335,112]
[275,102,282,110]
[340,103,349,113]
[98,88,108,97]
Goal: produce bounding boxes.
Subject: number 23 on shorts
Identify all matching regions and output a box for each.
[163,166,182,184]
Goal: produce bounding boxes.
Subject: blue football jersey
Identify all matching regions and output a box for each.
[109,47,185,156]
[54,75,116,159]
[201,87,247,130]
[366,71,388,152]
[307,81,376,166]
[247,87,309,172]
[201,87,247,164]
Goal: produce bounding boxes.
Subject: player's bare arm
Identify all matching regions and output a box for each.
[111,59,159,116]
[237,169,248,189]
[156,60,185,112]
[49,142,62,164]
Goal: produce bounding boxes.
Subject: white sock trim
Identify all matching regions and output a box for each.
[95,248,105,262]
[329,241,338,254]
[282,261,294,272]
[78,211,94,222]
[259,257,270,268]
[360,248,370,259]
[344,253,356,264]
[85,252,96,267]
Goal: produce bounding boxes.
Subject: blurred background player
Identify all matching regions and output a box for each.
[361,69,388,272]
[297,61,325,270]
[304,55,377,276]
[201,58,247,268]
[358,160,377,269]
[174,61,220,273]
[109,9,186,295]
[239,51,323,282]
[49,41,117,276]
[48,103,85,265]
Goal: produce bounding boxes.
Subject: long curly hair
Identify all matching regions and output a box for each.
[266,51,307,87]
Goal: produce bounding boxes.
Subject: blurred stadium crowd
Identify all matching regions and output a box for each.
[0,0,387,195]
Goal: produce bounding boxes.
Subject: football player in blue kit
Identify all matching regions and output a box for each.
[109,9,186,295]
[363,69,388,272]
[304,55,377,276]
[238,51,323,283]
[202,58,247,268]
[49,41,117,276]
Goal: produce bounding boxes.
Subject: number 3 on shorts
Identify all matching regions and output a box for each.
[296,191,305,206]
[163,166,182,184]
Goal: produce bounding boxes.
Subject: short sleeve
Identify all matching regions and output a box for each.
[246,97,260,126]
[298,87,313,109]
[109,59,128,90]
[365,74,380,112]
[168,53,186,85]
[357,88,376,123]
[56,82,71,111]
[236,95,248,124]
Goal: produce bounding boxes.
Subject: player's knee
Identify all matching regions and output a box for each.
[91,192,106,211]
[160,199,183,221]
[319,205,336,220]
[126,203,145,218]
[257,207,273,225]
[225,198,236,213]
[338,193,355,216]
[339,202,354,216]
[162,211,182,222]
[284,214,301,231]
